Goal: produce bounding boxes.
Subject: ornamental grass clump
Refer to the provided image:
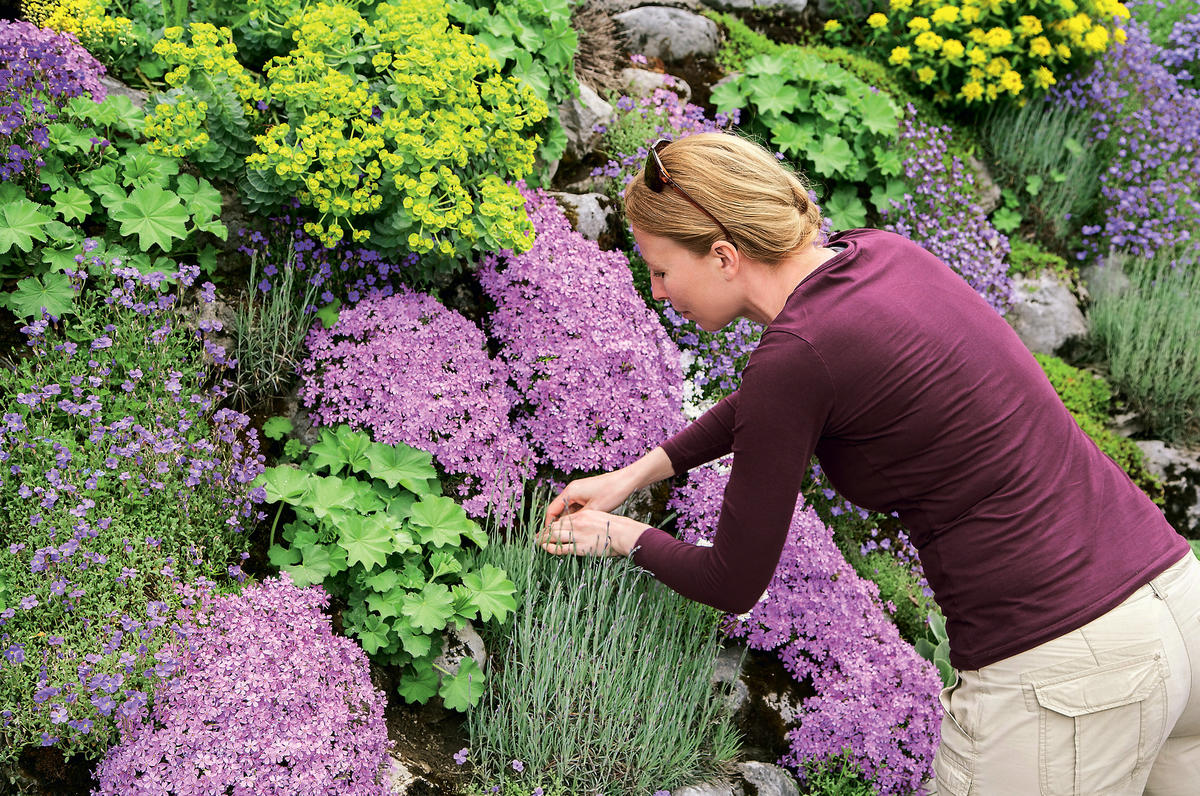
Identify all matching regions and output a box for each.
[479,187,685,475]
[466,501,740,795]
[1051,16,1200,262]
[0,253,264,761]
[668,462,941,793]
[880,106,1013,315]
[0,19,105,183]
[825,0,1132,106]
[299,288,533,519]
[93,575,396,795]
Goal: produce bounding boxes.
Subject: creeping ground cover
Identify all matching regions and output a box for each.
[2,0,1197,792]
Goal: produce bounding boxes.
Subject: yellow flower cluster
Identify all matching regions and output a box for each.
[840,0,1132,106]
[24,0,135,52]
[249,0,547,254]
[143,98,211,158]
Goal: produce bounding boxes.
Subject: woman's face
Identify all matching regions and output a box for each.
[633,226,739,332]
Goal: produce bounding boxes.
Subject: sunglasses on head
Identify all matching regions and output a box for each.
[645,138,737,249]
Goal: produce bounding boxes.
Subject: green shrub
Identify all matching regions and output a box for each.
[1007,237,1073,280]
[851,550,939,646]
[1034,353,1164,502]
[982,99,1103,245]
[466,499,740,795]
[801,748,879,795]
[1087,247,1200,446]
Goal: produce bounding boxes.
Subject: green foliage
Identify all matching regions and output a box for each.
[1034,353,1164,503]
[466,496,740,795]
[0,95,224,314]
[1087,247,1200,446]
[708,16,903,230]
[982,99,1103,245]
[447,0,579,172]
[914,611,955,687]
[256,424,516,711]
[1007,237,1073,280]
[801,748,879,795]
[146,2,548,280]
[851,550,940,646]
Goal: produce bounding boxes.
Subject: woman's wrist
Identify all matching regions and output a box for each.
[622,447,675,491]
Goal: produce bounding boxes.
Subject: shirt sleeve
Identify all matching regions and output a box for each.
[632,332,836,613]
[660,392,739,474]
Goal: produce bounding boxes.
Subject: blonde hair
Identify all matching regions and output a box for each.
[623,132,823,264]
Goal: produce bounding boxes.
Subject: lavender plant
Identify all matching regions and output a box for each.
[256,424,518,710]
[465,494,740,796]
[880,106,1014,315]
[668,461,942,793]
[93,575,396,795]
[1052,16,1200,262]
[299,288,533,520]
[0,251,264,761]
[479,187,686,476]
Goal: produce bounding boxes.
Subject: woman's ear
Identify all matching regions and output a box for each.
[712,240,739,280]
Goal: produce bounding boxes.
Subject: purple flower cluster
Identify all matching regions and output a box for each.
[94,575,394,795]
[236,210,417,310]
[1051,18,1200,261]
[1163,11,1200,78]
[880,107,1013,315]
[0,20,105,182]
[299,288,533,519]
[0,252,265,759]
[591,86,739,187]
[479,187,685,474]
[669,461,941,792]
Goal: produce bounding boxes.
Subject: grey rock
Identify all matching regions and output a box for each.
[1005,272,1088,355]
[1109,411,1145,438]
[1136,441,1200,535]
[619,67,692,102]
[711,643,750,716]
[673,782,744,796]
[562,174,610,195]
[558,82,614,161]
[385,754,438,795]
[433,621,487,681]
[966,154,1002,216]
[99,75,149,110]
[702,0,808,13]
[614,7,722,62]
[1080,255,1131,302]
[281,386,321,448]
[737,762,800,796]
[548,191,613,241]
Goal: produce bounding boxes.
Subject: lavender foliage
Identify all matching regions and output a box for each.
[880,107,1013,315]
[1052,16,1200,262]
[299,288,533,520]
[668,461,941,793]
[479,187,685,474]
[0,252,264,760]
[0,19,105,183]
[94,575,395,795]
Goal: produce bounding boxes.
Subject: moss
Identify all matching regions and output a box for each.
[1035,353,1164,505]
[1008,237,1075,281]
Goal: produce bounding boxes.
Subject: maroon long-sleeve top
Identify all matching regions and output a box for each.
[631,228,1187,670]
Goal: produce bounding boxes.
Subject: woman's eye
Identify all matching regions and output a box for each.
[652,272,665,279]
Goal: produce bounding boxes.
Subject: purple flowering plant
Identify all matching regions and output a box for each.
[478,187,686,475]
[299,287,534,520]
[880,106,1014,315]
[254,423,517,711]
[1051,14,1200,262]
[0,251,264,761]
[94,575,397,795]
[669,461,941,793]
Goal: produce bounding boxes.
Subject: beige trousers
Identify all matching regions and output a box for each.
[931,550,1200,795]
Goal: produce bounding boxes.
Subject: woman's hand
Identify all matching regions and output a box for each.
[537,509,650,558]
[545,469,639,526]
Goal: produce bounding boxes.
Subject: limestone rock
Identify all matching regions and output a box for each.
[1136,441,1200,535]
[619,67,692,102]
[433,621,487,681]
[673,781,744,796]
[99,75,149,110]
[558,82,614,161]
[737,762,800,796]
[614,7,722,62]
[1005,272,1088,355]
[548,191,613,241]
[711,643,750,716]
[966,154,1002,216]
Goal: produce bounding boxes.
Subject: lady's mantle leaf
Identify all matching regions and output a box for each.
[456,564,517,623]
[308,425,371,475]
[9,273,75,320]
[365,443,438,492]
[351,613,391,655]
[401,582,454,634]
[337,514,395,571]
[0,199,52,253]
[409,495,480,548]
[398,665,439,704]
[111,185,190,251]
[52,187,92,223]
[439,658,485,712]
[256,465,310,505]
[300,475,358,519]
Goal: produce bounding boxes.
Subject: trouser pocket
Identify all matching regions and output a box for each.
[1023,642,1168,796]
[934,671,976,795]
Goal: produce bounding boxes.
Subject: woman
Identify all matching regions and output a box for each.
[538,132,1200,794]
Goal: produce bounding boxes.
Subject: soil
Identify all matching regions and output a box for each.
[375,665,472,796]
[733,647,817,764]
